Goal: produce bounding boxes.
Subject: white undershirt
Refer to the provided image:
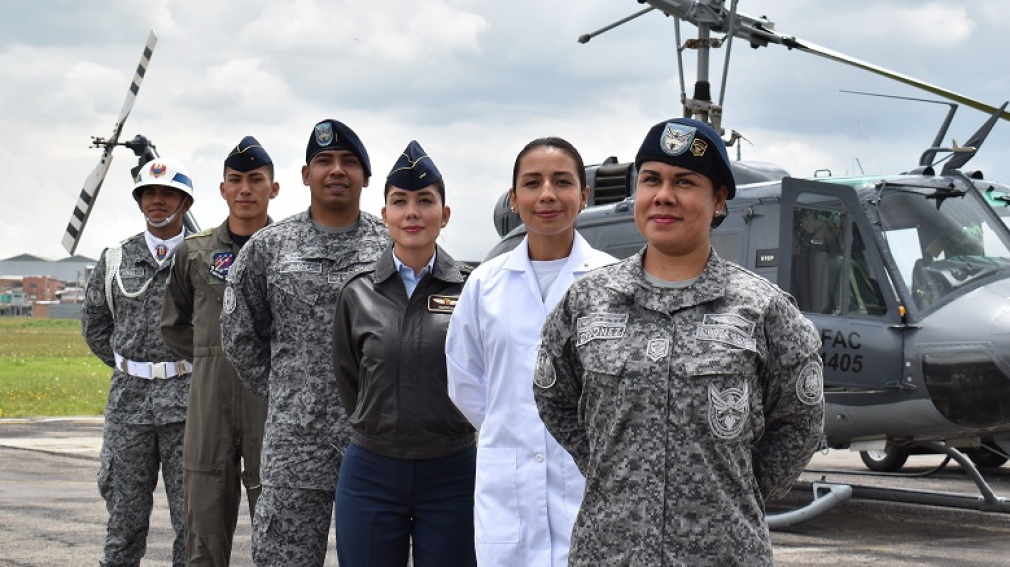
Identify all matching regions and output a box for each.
[530,257,569,301]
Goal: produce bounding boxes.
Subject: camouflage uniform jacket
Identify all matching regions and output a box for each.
[82,232,191,426]
[534,249,824,567]
[220,209,388,490]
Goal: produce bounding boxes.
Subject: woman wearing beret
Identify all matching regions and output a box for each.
[532,118,825,566]
[445,137,616,566]
[332,141,476,567]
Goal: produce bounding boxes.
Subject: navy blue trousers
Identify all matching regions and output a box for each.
[335,444,477,567]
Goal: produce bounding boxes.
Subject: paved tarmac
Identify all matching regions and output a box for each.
[3,417,1010,566]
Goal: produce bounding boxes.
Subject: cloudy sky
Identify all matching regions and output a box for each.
[1,0,1008,263]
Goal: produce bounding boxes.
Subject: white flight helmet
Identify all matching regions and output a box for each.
[133,157,195,228]
[132,157,195,203]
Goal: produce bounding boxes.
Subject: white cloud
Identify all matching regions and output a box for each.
[0,0,1007,263]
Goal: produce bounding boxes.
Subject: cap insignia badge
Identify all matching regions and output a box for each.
[314,122,334,147]
[661,122,696,157]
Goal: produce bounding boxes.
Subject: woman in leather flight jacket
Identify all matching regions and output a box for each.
[331,141,477,567]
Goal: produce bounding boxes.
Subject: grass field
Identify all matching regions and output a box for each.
[0,318,108,418]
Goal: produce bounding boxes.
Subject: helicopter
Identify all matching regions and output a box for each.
[61,31,199,257]
[487,0,1010,519]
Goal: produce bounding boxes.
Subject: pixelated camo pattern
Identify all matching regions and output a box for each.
[82,232,190,426]
[251,486,333,567]
[221,210,388,490]
[534,249,824,566]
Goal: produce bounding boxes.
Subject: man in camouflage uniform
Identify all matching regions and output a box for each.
[82,157,196,567]
[161,136,277,566]
[221,119,388,567]
[534,118,824,566]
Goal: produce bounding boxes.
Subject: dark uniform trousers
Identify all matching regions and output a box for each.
[252,486,334,567]
[98,420,186,567]
[335,444,478,566]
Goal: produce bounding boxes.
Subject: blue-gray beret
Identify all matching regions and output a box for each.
[305,119,371,177]
[635,117,736,199]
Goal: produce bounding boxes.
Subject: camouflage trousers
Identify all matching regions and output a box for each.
[97,420,186,567]
[252,486,334,567]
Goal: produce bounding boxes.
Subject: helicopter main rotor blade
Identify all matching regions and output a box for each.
[62,31,157,255]
[780,37,1009,122]
[641,0,1008,122]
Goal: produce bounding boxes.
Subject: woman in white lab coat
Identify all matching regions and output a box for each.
[445,137,615,566]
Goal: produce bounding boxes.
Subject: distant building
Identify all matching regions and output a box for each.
[0,253,97,318]
[0,253,96,287]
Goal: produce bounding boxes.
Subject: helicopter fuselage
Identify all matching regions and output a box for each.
[487,169,1010,455]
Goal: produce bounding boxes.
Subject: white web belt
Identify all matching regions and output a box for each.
[114,352,193,380]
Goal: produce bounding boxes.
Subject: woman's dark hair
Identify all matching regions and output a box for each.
[384,178,446,205]
[510,137,587,190]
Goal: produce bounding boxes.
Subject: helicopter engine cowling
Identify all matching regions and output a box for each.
[492,159,789,238]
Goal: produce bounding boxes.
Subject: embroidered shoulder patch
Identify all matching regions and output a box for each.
[796,361,824,406]
[534,347,557,389]
[223,287,237,314]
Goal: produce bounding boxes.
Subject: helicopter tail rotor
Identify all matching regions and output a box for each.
[61,31,157,255]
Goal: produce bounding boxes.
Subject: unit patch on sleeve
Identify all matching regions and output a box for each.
[576,313,629,346]
[427,295,458,314]
[223,286,236,314]
[533,347,557,389]
[796,361,824,406]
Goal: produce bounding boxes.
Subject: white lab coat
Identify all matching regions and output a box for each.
[446,233,616,567]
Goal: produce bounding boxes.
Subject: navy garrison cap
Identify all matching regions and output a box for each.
[224,136,272,172]
[386,140,442,191]
[305,119,371,177]
[634,117,736,199]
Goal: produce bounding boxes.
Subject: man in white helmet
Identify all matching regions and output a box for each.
[82,157,196,567]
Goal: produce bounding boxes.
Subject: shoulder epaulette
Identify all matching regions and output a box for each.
[186,228,214,240]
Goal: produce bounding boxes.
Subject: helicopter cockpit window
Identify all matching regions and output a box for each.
[793,205,845,314]
[791,199,887,316]
[878,187,1010,311]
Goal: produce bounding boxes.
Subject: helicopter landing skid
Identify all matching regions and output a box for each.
[770,441,1010,529]
[767,482,853,529]
[849,440,1010,514]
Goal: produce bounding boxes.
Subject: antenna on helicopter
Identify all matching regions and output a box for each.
[577,7,655,44]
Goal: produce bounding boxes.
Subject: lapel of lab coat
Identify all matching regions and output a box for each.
[503,232,598,313]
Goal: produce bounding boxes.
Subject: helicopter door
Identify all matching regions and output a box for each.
[779,178,904,392]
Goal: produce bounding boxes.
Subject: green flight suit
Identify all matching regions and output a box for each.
[161,219,268,567]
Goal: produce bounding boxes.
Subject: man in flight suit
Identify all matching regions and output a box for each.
[221,119,388,567]
[161,136,278,566]
[82,157,196,567]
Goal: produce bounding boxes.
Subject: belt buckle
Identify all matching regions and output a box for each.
[152,363,168,380]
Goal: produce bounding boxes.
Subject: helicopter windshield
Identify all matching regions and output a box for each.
[877,185,1010,311]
